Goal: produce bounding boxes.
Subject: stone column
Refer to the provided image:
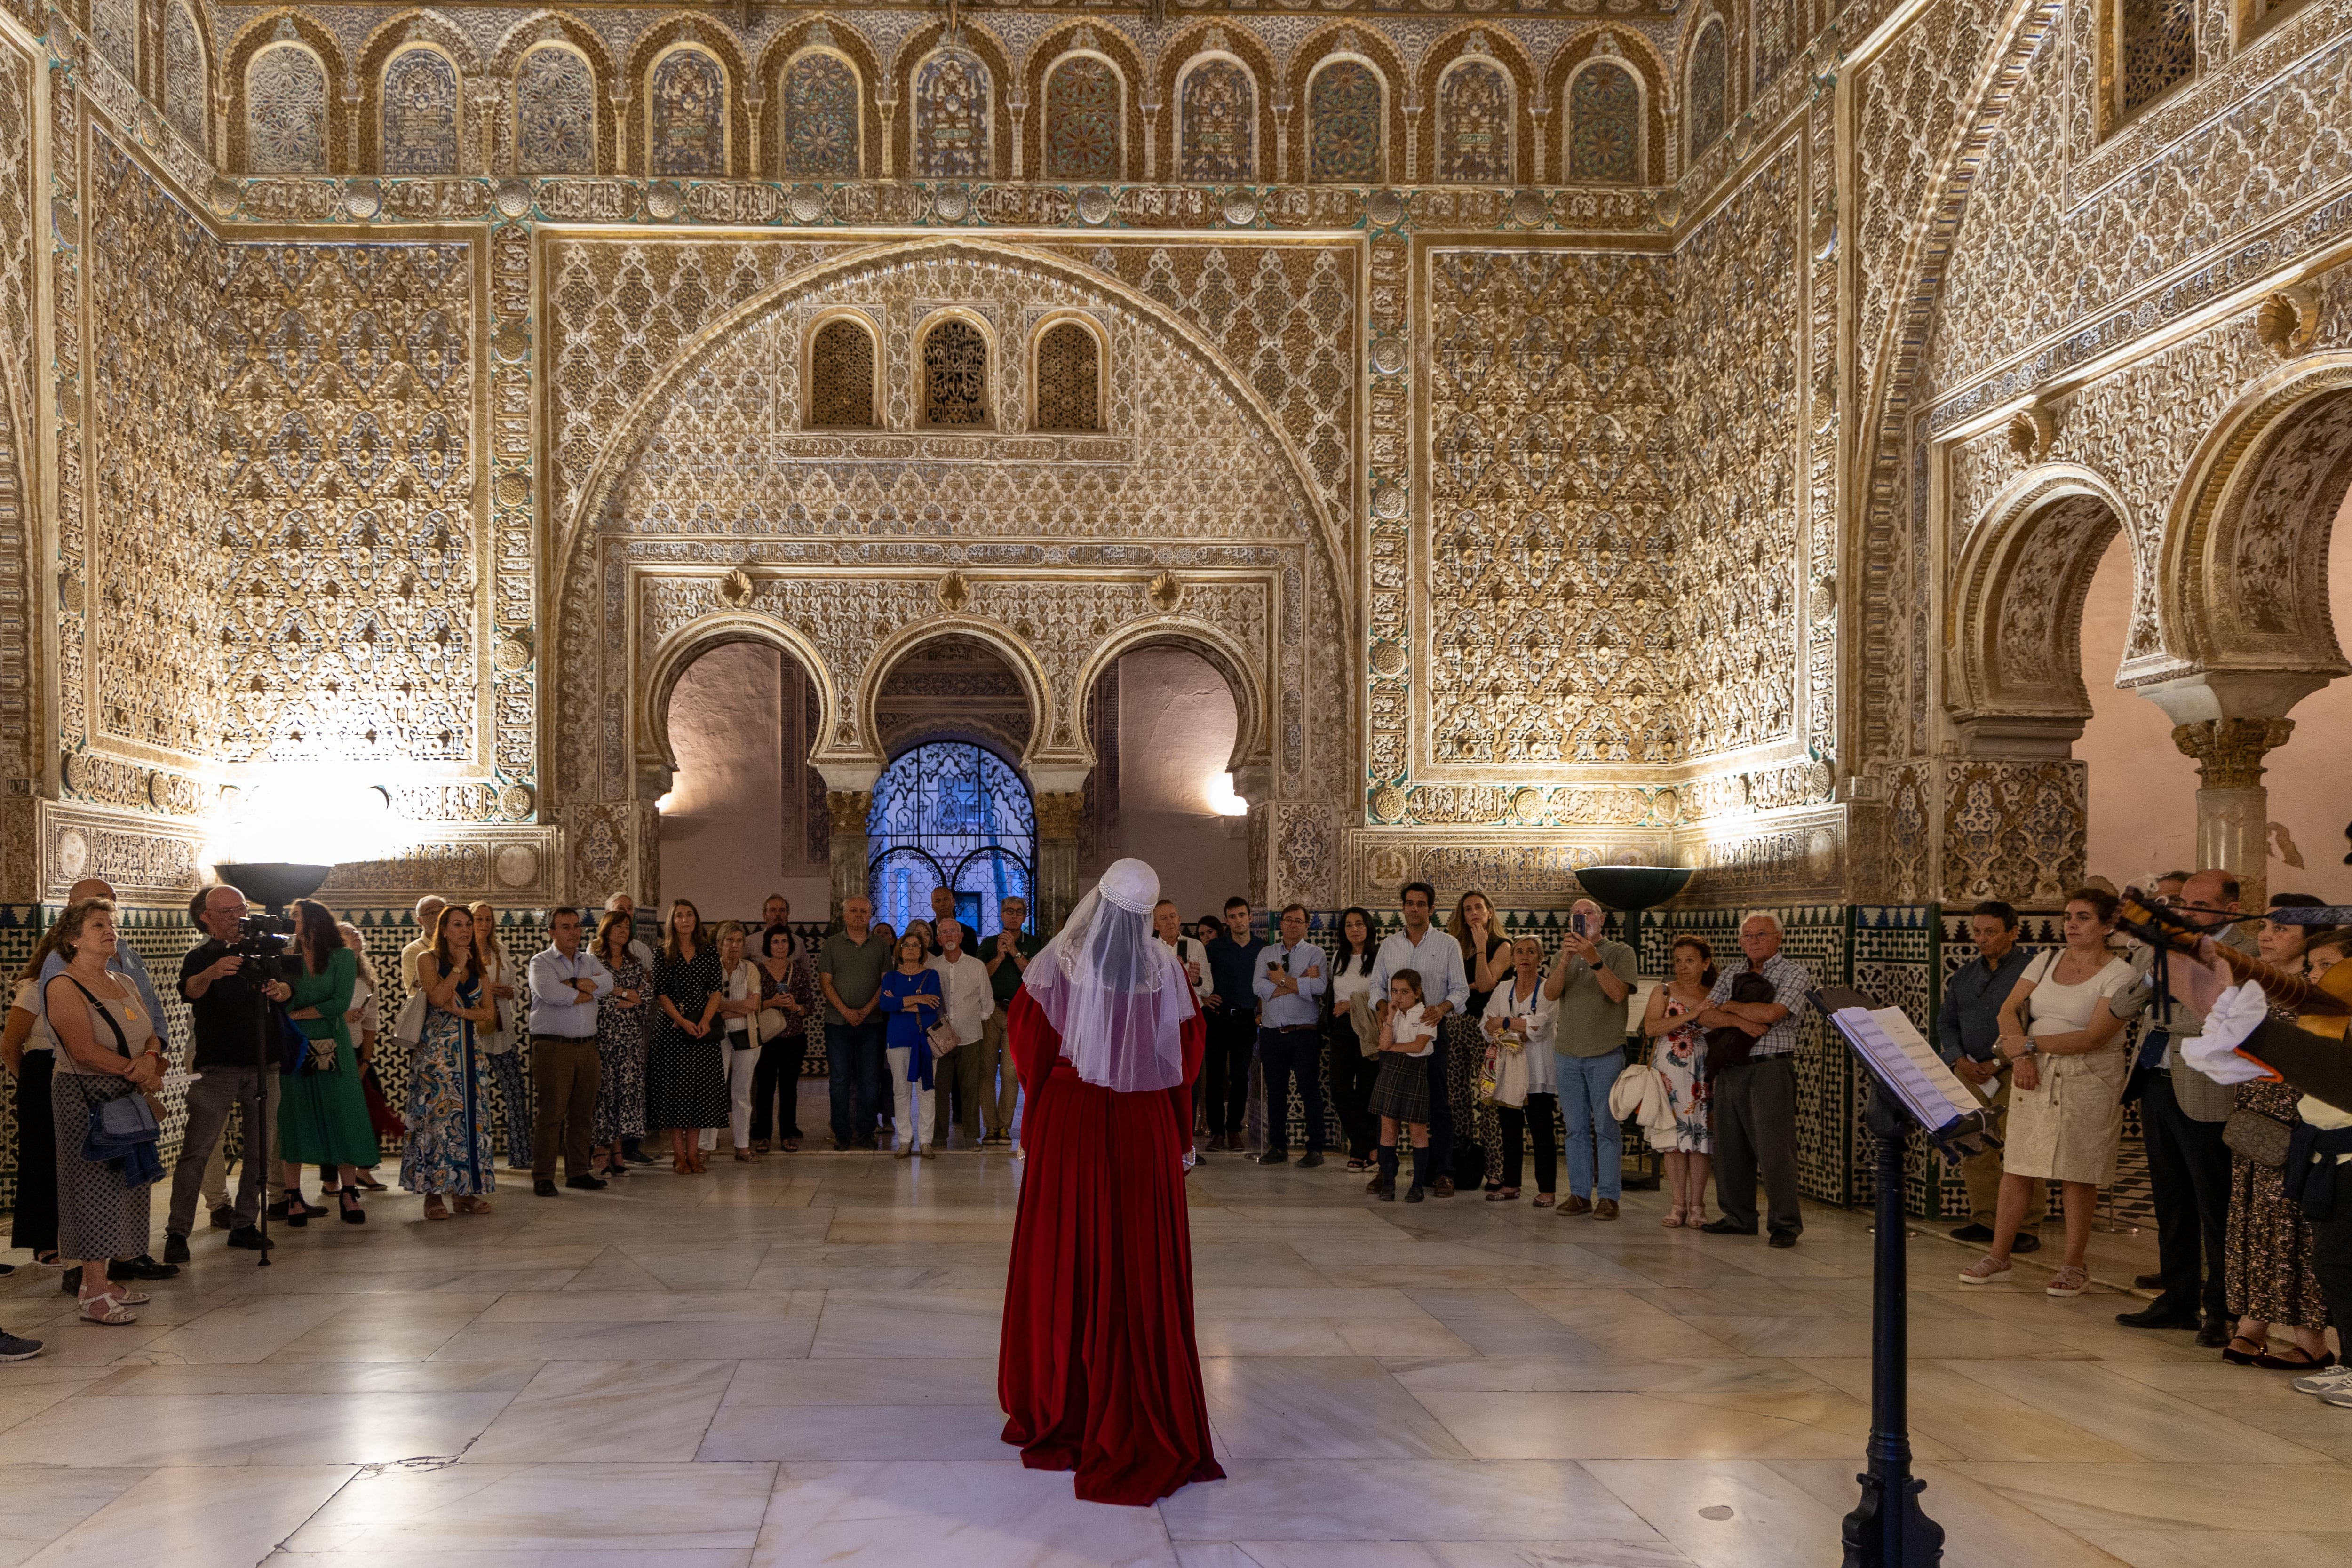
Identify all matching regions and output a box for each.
[2171,717,2294,909]
[1033,790,1085,933]
[825,790,871,924]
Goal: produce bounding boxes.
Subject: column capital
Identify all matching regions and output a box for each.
[1034,789,1086,840]
[824,789,872,835]
[2171,717,2294,790]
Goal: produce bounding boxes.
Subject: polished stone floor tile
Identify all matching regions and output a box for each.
[468,1359,739,1461]
[283,1460,776,1553]
[1158,1460,1669,1544]
[0,1390,515,1467]
[1201,1358,1470,1460]
[756,1461,1180,1566]
[16,1465,356,1568]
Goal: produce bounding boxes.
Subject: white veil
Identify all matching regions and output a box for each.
[1023,858,1191,1093]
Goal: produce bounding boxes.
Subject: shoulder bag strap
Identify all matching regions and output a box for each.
[65,975,132,1056]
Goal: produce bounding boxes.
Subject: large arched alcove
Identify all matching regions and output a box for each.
[546,236,1353,913]
[657,639,833,922]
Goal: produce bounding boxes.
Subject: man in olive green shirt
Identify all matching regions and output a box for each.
[818,896,893,1151]
[980,895,1045,1145]
[1543,898,1639,1218]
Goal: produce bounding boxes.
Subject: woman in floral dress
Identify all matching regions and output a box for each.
[590,909,650,1178]
[1638,935,1717,1227]
[400,903,501,1219]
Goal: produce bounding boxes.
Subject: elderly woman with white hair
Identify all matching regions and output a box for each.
[998,858,1222,1505]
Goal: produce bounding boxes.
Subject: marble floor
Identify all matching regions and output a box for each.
[1,1102,2346,1568]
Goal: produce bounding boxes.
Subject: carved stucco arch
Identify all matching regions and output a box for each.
[2151,353,2352,690]
[1073,616,1270,778]
[639,611,840,776]
[855,616,1053,774]
[1946,464,2133,741]
[551,236,1348,628]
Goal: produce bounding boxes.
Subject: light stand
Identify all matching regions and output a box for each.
[214,862,330,1269]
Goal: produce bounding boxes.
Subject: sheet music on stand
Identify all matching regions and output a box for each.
[1812,987,1993,1158]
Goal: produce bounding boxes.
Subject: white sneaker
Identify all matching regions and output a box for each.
[2292,1364,2352,1395]
[2320,1383,2352,1409]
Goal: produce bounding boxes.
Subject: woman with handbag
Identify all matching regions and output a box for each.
[470,902,531,1172]
[713,922,765,1161]
[1963,887,2136,1297]
[1482,935,1560,1205]
[276,899,373,1226]
[1445,891,1512,1190]
[43,896,167,1325]
[750,924,814,1153]
[402,903,502,1219]
[2217,906,2332,1369]
[878,932,944,1157]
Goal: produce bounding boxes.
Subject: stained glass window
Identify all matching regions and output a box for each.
[381,48,461,176]
[1687,21,1728,161]
[1308,60,1383,184]
[782,50,861,177]
[921,318,990,427]
[1436,59,1511,183]
[808,318,876,428]
[649,47,727,177]
[1043,55,1121,181]
[247,44,328,175]
[1567,62,1641,184]
[515,45,596,175]
[1034,322,1101,431]
[867,742,1036,940]
[164,2,207,149]
[1178,58,1255,182]
[2119,0,2196,118]
[914,49,992,179]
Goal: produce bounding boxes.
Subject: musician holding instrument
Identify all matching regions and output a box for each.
[1957,888,2136,1298]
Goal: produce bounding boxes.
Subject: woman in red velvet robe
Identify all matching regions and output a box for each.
[998,860,1224,1506]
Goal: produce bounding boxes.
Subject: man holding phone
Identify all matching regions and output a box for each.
[1201,897,1265,1152]
[1252,903,1328,1166]
[1543,897,1638,1219]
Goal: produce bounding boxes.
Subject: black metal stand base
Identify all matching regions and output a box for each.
[1843,1086,1943,1568]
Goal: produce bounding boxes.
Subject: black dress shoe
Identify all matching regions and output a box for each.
[2115,1303,2199,1330]
[1768,1232,1798,1249]
[2010,1232,2042,1254]
[2196,1316,2230,1348]
[1296,1151,1324,1169]
[113,1254,180,1281]
[533,1179,559,1197]
[1698,1218,1758,1235]
[208,1204,237,1231]
[162,1234,191,1266]
[622,1148,656,1166]
[226,1227,274,1251]
[60,1266,79,1294]
[565,1175,608,1191]
[1253,1151,1289,1166]
[1948,1223,1994,1244]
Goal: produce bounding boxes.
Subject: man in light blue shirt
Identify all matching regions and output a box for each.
[524,907,613,1196]
[1252,902,1328,1166]
[1370,881,1470,1195]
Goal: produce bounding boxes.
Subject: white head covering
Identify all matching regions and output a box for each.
[1024,857,1191,1093]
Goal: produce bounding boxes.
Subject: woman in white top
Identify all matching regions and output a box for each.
[926,917,997,1148]
[1482,935,1561,1206]
[1959,887,2135,1297]
[1327,908,1384,1173]
[3,922,72,1265]
[470,902,531,1172]
[712,922,765,1160]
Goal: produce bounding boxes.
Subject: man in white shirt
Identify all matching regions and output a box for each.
[524,907,613,1195]
[926,918,996,1148]
[1154,899,1213,1006]
[398,895,446,992]
[1370,881,1470,1196]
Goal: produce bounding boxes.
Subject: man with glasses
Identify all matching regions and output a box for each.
[982,896,1043,1146]
[166,884,294,1260]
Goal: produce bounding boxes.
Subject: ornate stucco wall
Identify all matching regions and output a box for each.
[2,0,2349,925]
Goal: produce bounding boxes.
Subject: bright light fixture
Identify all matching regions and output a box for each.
[1205,772,1249,817]
[209,768,406,868]
[654,791,676,814]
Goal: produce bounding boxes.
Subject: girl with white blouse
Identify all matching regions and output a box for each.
[713,922,764,1160]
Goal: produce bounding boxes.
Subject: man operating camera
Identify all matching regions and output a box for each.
[164,884,295,1264]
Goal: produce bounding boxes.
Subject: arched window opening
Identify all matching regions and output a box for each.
[920,318,990,428]
[1686,20,1728,162]
[914,48,993,178]
[381,46,461,175]
[1177,56,1256,181]
[1436,50,1512,183]
[247,43,329,174]
[1033,321,1102,432]
[780,47,862,177]
[515,44,596,175]
[2116,0,2196,120]
[1566,60,1642,184]
[1307,59,1384,184]
[1043,52,1122,180]
[808,317,878,428]
[867,742,1037,939]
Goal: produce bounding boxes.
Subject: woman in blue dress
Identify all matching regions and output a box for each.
[400,903,501,1219]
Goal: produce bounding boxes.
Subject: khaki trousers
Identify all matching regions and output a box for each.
[981,1009,1018,1138]
[1960,1070,2047,1229]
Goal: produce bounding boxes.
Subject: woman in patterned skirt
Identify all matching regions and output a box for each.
[590,910,649,1178]
[647,899,726,1174]
[1444,890,1511,1189]
[2219,907,2331,1369]
[401,903,501,1219]
[1640,936,1718,1227]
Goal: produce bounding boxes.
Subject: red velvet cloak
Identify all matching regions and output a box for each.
[996,986,1224,1505]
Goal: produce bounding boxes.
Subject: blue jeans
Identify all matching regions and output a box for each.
[1556,1048,1624,1201]
[484,1050,532,1169]
[826,1017,886,1147]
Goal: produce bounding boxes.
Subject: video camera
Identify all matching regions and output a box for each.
[229,911,295,962]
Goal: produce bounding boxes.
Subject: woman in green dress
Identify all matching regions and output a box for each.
[278,898,375,1226]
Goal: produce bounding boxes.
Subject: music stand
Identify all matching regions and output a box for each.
[1812,986,1994,1568]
